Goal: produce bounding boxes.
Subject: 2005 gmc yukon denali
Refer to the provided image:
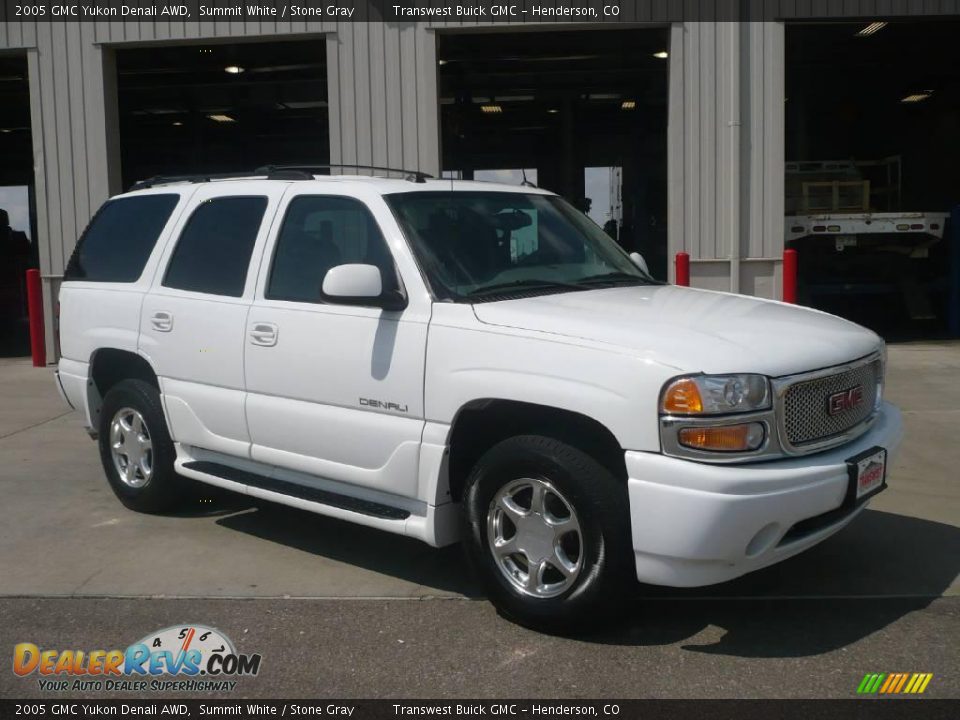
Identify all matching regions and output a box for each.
[55,168,903,628]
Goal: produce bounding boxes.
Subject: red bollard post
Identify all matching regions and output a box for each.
[26,269,46,367]
[675,251,690,287]
[783,248,798,304]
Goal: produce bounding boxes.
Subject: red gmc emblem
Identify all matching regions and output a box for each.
[827,385,864,416]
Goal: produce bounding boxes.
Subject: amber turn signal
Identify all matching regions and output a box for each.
[661,378,703,414]
[678,423,765,452]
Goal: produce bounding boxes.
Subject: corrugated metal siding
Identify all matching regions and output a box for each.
[326,22,439,175]
[669,21,785,291]
[668,22,742,264]
[6,8,955,353]
[743,21,785,262]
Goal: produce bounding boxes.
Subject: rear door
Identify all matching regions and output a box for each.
[139,183,285,458]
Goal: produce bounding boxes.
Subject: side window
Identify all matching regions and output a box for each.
[266,195,395,303]
[64,194,179,282]
[163,196,267,297]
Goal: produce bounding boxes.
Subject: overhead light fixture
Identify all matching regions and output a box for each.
[283,100,328,109]
[199,48,213,54]
[480,105,503,114]
[547,108,559,114]
[653,51,669,59]
[207,113,236,122]
[0,128,12,133]
[900,92,932,103]
[172,121,183,126]
[621,100,637,110]
[856,21,887,37]
[224,65,245,74]
[438,59,448,66]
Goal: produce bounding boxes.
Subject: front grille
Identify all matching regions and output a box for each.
[782,357,881,447]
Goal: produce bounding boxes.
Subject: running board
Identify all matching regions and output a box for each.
[182,460,410,520]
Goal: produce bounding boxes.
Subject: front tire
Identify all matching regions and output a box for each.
[462,435,634,631]
[98,379,185,513]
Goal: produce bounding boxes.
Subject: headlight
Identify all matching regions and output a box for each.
[661,374,771,415]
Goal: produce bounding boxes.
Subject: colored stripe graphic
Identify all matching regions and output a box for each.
[858,672,933,694]
[894,673,909,693]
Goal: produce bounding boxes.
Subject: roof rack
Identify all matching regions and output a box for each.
[130,164,432,191]
[259,164,432,184]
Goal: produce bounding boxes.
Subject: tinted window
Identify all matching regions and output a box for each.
[64,194,179,282]
[163,196,267,297]
[384,191,650,301]
[267,196,395,303]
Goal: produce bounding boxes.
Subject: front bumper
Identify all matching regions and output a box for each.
[626,401,903,587]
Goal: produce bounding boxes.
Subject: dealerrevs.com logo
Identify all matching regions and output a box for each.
[13,624,262,693]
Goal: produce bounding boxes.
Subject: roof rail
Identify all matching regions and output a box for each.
[130,170,264,191]
[256,164,432,184]
[130,164,432,191]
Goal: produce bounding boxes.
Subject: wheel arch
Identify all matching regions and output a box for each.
[87,348,161,432]
[445,398,627,503]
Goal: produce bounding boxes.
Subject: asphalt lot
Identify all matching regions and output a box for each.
[0,343,958,699]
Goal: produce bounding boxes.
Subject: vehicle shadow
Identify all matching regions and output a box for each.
[585,509,960,657]
[163,482,254,518]
[215,501,481,596]
[212,501,957,656]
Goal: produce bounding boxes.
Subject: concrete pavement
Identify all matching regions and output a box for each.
[0,344,957,600]
[0,344,958,698]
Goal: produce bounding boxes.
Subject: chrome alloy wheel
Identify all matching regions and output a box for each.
[109,407,154,489]
[487,478,584,598]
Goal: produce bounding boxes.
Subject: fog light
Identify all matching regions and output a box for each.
[678,423,765,452]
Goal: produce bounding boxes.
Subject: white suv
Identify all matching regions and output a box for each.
[55,168,903,628]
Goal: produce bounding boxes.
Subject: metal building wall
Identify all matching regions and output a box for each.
[0,11,900,361]
[667,21,785,295]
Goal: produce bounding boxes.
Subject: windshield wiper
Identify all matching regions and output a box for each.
[575,271,652,286]
[465,278,587,298]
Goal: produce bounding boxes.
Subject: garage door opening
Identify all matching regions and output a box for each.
[116,39,329,189]
[786,20,960,339]
[0,54,37,357]
[438,28,669,277]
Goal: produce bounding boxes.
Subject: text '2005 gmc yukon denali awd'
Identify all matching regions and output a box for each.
[55,170,902,628]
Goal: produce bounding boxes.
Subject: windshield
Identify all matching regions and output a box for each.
[384,191,653,301]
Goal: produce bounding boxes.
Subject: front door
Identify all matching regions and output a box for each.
[244,191,428,498]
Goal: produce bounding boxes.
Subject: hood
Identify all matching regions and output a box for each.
[471,285,881,377]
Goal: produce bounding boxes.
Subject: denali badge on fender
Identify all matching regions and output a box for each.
[359,398,409,413]
[827,385,864,416]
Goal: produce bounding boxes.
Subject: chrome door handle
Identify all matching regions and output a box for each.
[249,322,278,347]
[150,311,173,332]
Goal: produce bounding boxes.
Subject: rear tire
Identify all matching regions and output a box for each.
[98,378,185,513]
[461,434,634,632]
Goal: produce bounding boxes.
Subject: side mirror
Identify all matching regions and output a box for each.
[630,252,651,277]
[321,264,406,311]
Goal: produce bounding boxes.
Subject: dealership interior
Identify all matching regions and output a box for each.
[0,20,958,357]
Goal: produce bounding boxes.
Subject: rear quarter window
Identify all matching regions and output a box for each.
[64,194,180,282]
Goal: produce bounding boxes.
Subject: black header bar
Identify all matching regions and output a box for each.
[3,0,958,25]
